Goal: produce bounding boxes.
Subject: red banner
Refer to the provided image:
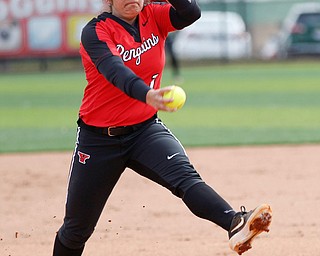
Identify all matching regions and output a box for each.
[0,0,102,58]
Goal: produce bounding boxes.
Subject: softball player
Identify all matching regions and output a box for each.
[52,0,272,255]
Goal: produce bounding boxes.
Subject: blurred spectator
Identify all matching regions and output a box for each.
[165,32,183,84]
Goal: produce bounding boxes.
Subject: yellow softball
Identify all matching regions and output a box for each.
[163,85,186,110]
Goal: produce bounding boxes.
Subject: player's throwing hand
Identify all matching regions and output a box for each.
[146,86,176,112]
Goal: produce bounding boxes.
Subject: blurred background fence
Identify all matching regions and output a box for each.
[0,0,319,72]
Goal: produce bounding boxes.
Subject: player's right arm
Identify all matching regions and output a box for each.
[146,87,176,112]
[81,16,151,103]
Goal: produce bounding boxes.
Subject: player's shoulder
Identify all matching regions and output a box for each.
[80,13,112,47]
[84,12,112,27]
[82,12,113,36]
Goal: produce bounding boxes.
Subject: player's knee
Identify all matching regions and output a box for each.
[173,178,204,198]
[57,225,94,250]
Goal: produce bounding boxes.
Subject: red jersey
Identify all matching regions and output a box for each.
[79,3,175,127]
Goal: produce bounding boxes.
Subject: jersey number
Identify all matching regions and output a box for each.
[149,74,159,89]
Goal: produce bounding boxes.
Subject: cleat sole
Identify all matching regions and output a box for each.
[230,204,272,255]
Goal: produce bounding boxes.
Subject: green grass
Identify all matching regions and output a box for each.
[1,61,320,153]
[0,72,85,152]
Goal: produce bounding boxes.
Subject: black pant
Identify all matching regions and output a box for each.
[56,117,234,251]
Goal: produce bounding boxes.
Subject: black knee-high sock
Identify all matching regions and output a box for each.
[53,234,84,256]
[182,182,236,231]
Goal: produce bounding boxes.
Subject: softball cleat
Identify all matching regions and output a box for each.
[228,204,272,255]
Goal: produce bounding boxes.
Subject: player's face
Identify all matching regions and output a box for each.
[109,0,145,24]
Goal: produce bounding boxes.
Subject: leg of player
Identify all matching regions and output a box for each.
[53,235,84,256]
[129,118,272,255]
[184,184,272,255]
[53,128,127,256]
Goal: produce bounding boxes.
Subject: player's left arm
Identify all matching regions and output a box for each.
[168,0,201,29]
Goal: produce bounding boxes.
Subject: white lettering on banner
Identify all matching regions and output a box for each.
[67,0,86,12]
[35,0,54,15]
[10,0,33,19]
[0,0,102,21]
[117,34,160,65]
[56,0,66,12]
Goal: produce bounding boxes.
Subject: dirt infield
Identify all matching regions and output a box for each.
[1,145,320,256]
